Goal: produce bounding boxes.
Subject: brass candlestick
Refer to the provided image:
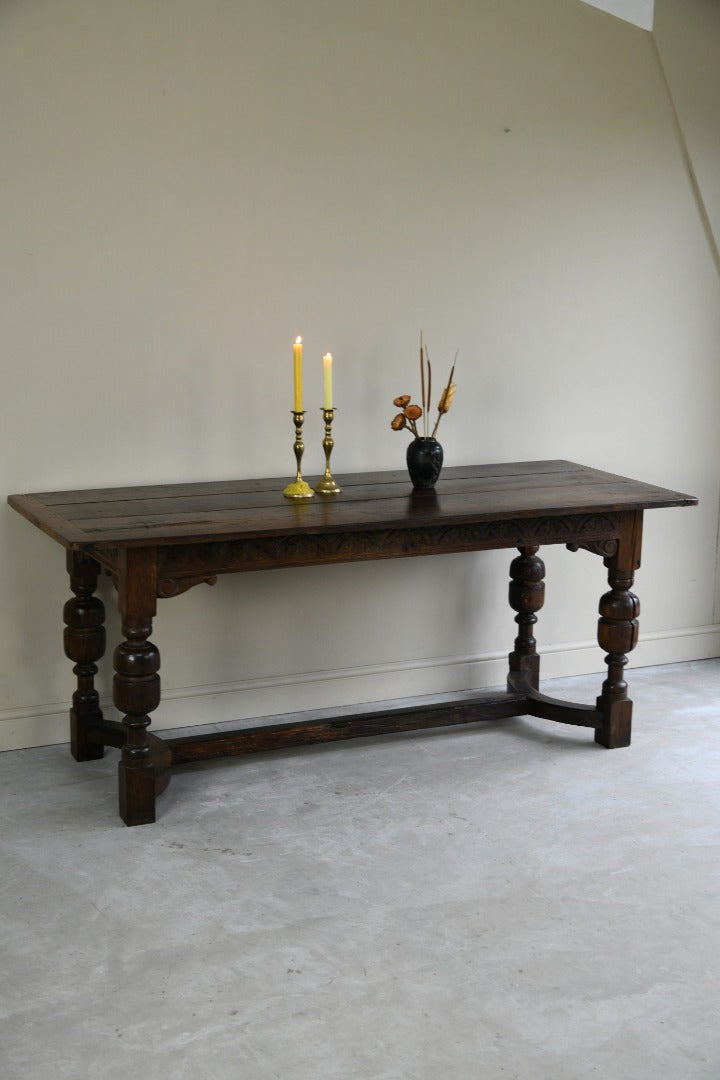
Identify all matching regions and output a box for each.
[283,411,314,500]
[314,408,342,495]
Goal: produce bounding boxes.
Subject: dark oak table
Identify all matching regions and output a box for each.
[8,460,696,826]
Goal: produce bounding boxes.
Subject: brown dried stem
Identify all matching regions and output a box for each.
[423,345,432,439]
[419,332,426,437]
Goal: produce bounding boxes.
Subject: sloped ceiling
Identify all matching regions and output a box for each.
[580,0,654,29]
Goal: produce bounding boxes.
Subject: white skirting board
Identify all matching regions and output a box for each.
[2,624,719,752]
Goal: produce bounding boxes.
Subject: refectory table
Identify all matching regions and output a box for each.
[8,460,696,826]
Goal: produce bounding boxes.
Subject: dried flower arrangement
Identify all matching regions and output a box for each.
[391,336,458,439]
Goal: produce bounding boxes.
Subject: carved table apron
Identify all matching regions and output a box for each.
[8,460,696,826]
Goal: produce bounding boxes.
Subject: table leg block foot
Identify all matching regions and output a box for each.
[118,763,156,826]
[594,697,632,748]
[70,708,104,761]
[508,651,540,689]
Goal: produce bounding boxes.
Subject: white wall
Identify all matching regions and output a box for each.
[2,0,719,750]
[654,0,720,282]
[652,0,720,622]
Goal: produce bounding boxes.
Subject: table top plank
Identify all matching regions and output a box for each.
[27,474,639,527]
[8,460,697,550]
[25,459,572,505]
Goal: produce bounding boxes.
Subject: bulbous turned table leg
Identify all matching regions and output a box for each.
[114,617,161,826]
[112,549,161,826]
[595,562,639,748]
[508,546,546,690]
[64,552,106,761]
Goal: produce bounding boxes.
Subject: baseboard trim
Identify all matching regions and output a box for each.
[3,624,719,751]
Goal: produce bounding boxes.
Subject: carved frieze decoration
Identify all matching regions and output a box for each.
[157,575,218,599]
[87,513,623,599]
[152,512,623,590]
[566,538,619,559]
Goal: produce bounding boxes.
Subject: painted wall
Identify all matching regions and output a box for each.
[2,0,719,750]
[654,0,720,272]
[653,0,720,625]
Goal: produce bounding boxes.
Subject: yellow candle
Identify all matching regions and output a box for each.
[322,352,333,410]
[293,337,303,412]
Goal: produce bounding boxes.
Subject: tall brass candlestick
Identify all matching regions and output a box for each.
[314,408,342,495]
[283,411,314,500]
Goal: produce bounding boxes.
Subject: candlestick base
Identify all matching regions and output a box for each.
[314,407,342,495]
[314,475,342,496]
[283,478,315,500]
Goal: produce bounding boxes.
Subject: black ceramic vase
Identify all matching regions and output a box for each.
[406,437,443,489]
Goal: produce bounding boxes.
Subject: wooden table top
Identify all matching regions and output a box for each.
[8,460,696,550]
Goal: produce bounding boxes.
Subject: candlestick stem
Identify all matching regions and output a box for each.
[314,408,342,495]
[283,411,314,500]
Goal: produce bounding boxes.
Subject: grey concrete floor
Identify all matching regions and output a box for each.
[2,660,720,1080]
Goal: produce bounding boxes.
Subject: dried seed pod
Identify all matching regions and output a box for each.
[391,413,407,430]
[404,404,423,421]
[393,395,411,408]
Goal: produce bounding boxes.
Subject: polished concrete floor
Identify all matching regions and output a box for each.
[2,660,720,1079]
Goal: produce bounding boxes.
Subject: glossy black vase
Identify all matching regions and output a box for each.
[406,437,443,489]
